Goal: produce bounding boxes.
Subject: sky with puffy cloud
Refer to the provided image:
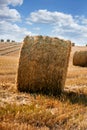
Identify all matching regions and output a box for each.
[0,0,87,45]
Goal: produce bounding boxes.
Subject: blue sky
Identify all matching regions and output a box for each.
[0,0,87,45]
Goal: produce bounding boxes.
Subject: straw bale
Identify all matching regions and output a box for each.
[73,51,87,67]
[17,36,71,95]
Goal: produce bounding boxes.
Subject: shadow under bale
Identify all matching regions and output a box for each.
[17,36,71,96]
[62,89,87,106]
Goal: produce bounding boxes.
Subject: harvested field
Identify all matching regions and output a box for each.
[0,43,87,130]
[0,42,21,56]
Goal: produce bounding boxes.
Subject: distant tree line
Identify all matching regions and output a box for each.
[0,39,15,42]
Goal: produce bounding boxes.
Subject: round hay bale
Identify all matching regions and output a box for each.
[73,51,87,67]
[17,36,71,96]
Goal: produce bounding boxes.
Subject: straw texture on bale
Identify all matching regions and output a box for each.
[17,36,71,95]
[73,51,87,67]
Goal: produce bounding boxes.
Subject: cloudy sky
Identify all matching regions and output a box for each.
[0,0,87,45]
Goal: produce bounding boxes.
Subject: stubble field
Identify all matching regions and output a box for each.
[0,42,87,130]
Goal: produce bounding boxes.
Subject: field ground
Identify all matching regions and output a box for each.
[0,42,87,130]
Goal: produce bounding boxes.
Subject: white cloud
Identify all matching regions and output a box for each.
[0,0,23,22]
[27,9,74,24]
[0,0,23,6]
[0,6,21,22]
[9,0,23,6]
[27,9,87,45]
[33,27,40,31]
[0,21,33,42]
[0,0,29,42]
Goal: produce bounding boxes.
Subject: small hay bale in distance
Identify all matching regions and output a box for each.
[73,51,87,67]
[17,36,71,95]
